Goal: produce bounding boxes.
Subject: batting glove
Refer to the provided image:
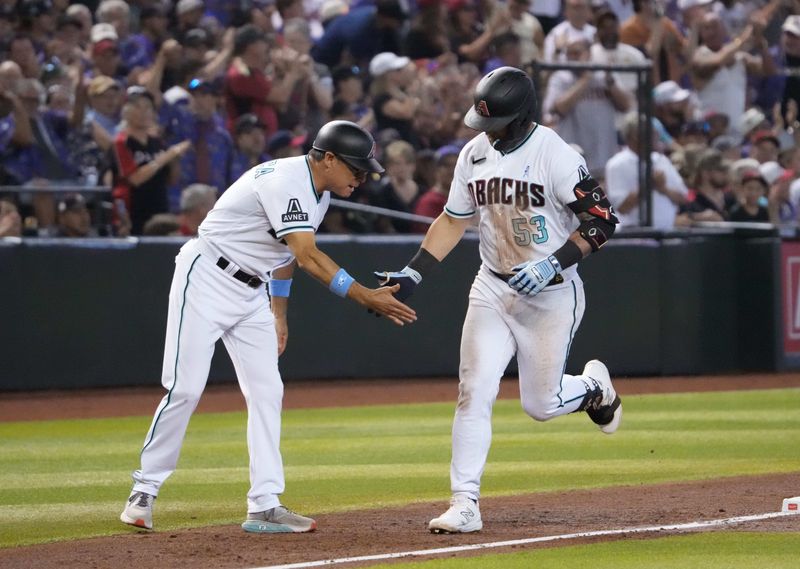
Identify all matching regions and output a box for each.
[373,266,421,302]
[508,255,562,296]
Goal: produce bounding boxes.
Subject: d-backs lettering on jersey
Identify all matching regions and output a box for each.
[468,178,545,209]
[444,125,587,277]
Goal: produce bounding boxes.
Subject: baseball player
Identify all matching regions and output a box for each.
[121,120,416,533]
[375,67,622,533]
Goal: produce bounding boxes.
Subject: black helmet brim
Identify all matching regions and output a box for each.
[339,153,385,174]
[464,106,516,133]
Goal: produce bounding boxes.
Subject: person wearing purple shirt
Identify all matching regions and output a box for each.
[163,78,234,211]
[228,113,270,183]
[311,0,407,69]
[122,5,168,71]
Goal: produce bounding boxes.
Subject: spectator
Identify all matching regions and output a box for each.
[142,212,181,236]
[484,32,523,73]
[112,86,191,234]
[412,144,460,233]
[51,13,87,68]
[690,14,774,131]
[605,112,688,230]
[178,183,217,236]
[267,130,307,159]
[675,148,735,225]
[779,16,800,123]
[17,0,55,53]
[55,193,92,237]
[123,4,169,71]
[311,0,408,69]
[652,80,694,140]
[319,0,349,31]
[85,75,122,151]
[331,65,372,128]
[279,18,333,135]
[175,0,208,42]
[96,0,132,69]
[224,25,306,140]
[619,0,687,85]
[711,133,742,162]
[229,113,269,182]
[597,0,635,23]
[750,130,781,164]
[90,27,125,82]
[165,77,233,210]
[590,10,647,100]
[543,0,596,62]
[738,106,768,141]
[369,139,420,233]
[508,0,545,64]
[448,0,511,67]
[9,33,41,79]
[369,52,420,144]
[403,0,450,60]
[728,169,770,222]
[542,38,629,175]
[0,199,23,237]
[66,3,92,46]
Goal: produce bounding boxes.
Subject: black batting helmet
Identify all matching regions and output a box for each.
[312,120,384,173]
[464,66,537,152]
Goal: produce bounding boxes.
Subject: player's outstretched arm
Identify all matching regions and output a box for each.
[283,231,417,326]
[374,213,471,301]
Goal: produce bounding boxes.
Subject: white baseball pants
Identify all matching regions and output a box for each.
[131,239,285,513]
[451,266,590,500]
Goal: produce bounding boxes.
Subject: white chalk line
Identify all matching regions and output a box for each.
[251,510,800,569]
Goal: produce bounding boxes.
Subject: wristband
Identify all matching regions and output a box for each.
[552,240,583,270]
[407,247,439,279]
[268,278,292,297]
[329,268,354,298]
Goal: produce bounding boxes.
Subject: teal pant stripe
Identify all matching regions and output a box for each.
[141,253,201,454]
[557,281,579,408]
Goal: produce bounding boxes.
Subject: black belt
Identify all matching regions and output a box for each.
[489,269,564,287]
[216,257,264,288]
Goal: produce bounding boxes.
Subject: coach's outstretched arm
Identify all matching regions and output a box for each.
[283,231,417,326]
[374,213,473,301]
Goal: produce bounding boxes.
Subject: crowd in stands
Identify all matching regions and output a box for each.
[2,0,800,238]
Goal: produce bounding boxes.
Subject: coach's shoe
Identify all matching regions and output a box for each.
[428,494,482,534]
[241,505,317,533]
[583,359,622,435]
[120,491,155,530]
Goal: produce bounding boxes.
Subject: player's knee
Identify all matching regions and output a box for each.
[456,379,498,414]
[520,399,558,422]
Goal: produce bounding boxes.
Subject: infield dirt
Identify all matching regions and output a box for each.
[1,374,798,568]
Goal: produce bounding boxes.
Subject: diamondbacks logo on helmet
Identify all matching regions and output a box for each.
[476,100,491,117]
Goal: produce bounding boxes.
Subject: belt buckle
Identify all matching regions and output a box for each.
[246,275,262,288]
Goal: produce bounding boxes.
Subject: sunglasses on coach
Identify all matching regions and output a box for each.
[338,156,367,180]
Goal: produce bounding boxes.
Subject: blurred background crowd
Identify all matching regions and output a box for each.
[2,0,800,239]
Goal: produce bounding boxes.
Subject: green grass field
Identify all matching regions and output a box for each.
[1,388,798,566]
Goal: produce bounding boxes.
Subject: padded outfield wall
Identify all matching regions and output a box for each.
[0,231,783,390]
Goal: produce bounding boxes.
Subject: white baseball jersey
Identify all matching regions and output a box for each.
[445,125,585,281]
[199,156,330,277]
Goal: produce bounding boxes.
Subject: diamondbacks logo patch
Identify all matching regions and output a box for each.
[281,198,309,223]
[476,100,490,117]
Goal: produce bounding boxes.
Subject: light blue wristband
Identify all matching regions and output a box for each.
[268,278,292,297]
[329,268,355,298]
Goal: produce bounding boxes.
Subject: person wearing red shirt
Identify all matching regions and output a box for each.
[224,25,307,140]
[412,144,460,233]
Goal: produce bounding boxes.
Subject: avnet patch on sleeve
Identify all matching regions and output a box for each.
[281,199,309,223]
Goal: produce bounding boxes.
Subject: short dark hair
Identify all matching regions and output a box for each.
[234,24,267,56]
[308,148,326,161]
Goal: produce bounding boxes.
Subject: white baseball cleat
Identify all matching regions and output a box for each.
[428,494,482,533]
[120,491,155,530]
[583,359,622,434]
[241,505,317,533]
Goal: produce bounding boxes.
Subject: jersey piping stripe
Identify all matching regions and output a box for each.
[304,156,320,203]
[556,281,579,408]
[500,123,539,156]
[445,206,475,218]
[275,225,315,237]
[141,253,201,454]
